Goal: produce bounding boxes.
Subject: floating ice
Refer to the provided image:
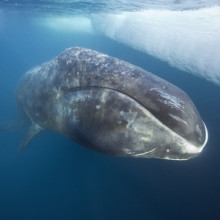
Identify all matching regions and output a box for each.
[91,6,220,85]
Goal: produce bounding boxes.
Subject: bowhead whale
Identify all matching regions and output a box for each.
[9,47,208,160]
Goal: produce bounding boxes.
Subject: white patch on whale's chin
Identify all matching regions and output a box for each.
[162,122,208,161]
[91,6,220,85]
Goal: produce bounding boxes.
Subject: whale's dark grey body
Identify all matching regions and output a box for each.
[15,47,208,160]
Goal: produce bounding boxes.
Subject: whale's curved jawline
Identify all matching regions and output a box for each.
[64,86,207,150]
[64,85,146,109]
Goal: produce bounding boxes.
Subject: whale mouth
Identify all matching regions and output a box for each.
[54,85,208,160]
[62,85,208,149]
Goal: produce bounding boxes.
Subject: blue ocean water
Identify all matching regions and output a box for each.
[0,1,220,220]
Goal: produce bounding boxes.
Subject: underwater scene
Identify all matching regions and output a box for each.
[0,0,220,219]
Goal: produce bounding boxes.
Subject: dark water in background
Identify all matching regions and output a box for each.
[0,8,220,220]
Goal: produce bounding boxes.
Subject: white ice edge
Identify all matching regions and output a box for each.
[91,6,220,85]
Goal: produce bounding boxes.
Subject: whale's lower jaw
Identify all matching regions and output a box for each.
[47,87,208,160]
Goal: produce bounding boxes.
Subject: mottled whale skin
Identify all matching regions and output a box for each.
[15,47,208,160]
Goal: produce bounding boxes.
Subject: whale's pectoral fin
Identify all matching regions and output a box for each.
[18,122,43,152]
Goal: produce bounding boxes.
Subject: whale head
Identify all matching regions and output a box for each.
[50,83,207,161]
